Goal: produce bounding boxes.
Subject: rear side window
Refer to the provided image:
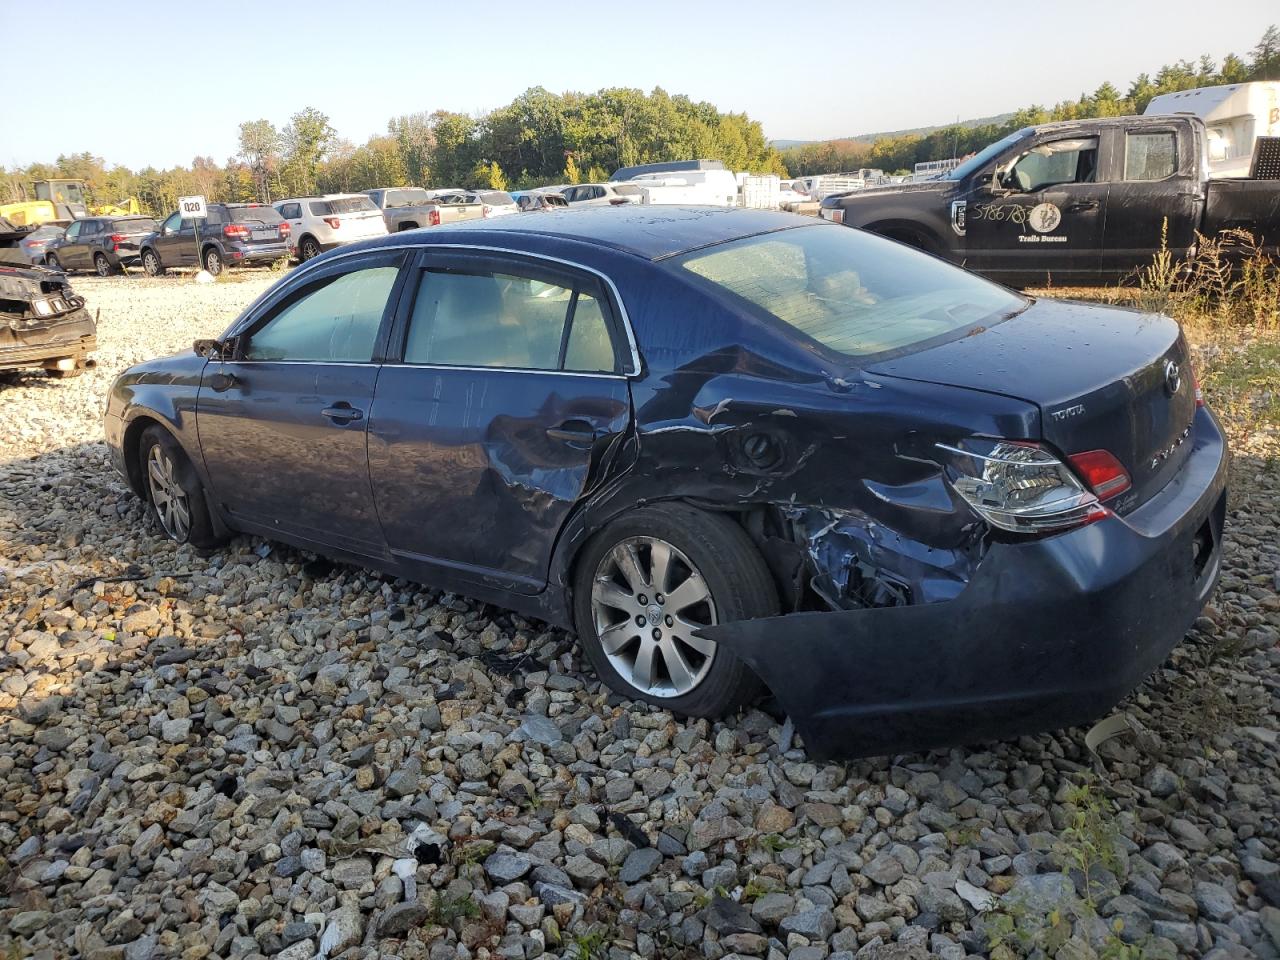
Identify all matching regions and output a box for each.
[478,191,513,205]
[1125,132,1178,181]
[244,265,400,362]
[403,267,617,372]
[677,224,1024,359]
[309,201,333,216]
[231,205,284,224]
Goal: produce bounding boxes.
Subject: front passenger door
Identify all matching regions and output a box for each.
[196,251,409,554]
[58,221,85,268]
[368,252,633,594]
[966,134,1107,284]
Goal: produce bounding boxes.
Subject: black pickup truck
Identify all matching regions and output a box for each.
[821,115,1280,286]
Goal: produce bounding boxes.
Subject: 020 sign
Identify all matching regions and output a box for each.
[178,195,207,219]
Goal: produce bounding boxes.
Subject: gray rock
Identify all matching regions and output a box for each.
[1002,873,1076,914]
[518,715,564,745]
[485,851,533,883]
[705,895,763,935]
[752,892,796,925]
[1193,881,1236,921]
[620,847,663,883]
[779,907,836,941]
[862,854,904,887]
[320,906,363,955]
[378,901,429,937]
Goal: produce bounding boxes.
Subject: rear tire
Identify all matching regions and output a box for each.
[572,502,778,717]
[202,247,223,276]
[46,253,64,272]
[94,253,113,277]
[138,425,224,549]
[142,250,164,276]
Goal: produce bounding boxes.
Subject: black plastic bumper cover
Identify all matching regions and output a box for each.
[701,408,1229,760]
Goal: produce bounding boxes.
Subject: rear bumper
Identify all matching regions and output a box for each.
[228,243,289,263]
[702,406,1230,760]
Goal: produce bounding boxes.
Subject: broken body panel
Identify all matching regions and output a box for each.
[0,255,97,373]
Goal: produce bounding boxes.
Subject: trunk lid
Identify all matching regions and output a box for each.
[866,298,1197,512]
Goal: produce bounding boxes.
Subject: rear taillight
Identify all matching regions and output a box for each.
[428,209,441,227]
[482,205,492,219]
[223,223,249,239]
[1067,449,1132,500]
[110,232,125,251]
[279,223,290,236]
[324,217,340,229]
[937,439,1108,534]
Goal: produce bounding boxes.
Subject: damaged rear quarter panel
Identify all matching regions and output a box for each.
[562,261,1041,613]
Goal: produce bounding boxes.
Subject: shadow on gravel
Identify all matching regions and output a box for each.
[1,439,1277,958]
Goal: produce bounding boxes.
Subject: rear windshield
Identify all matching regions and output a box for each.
[115,218,158,233]
[229,205,284,224]
[612,184,644,196]
[386,189,430,207]
[676,224,1024,359]
[478,191,513,205]
[545,194,568,206]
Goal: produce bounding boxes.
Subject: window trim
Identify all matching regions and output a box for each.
[227,241,642,376]
[393,251,625,377]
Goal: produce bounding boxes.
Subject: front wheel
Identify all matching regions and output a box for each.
[142,250,164,276]
[572,502,778,717]
[139,425,224,549]
[202,247,223,276]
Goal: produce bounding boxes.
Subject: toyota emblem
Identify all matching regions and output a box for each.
[1163,359,1181,396]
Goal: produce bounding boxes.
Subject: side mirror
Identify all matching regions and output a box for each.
[193,338,224,359]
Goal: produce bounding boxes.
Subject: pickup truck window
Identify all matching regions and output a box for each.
[677,224,1023,359]
[386,189,431,207]
[1003,138,1098,192]
[1124,132,1178,181]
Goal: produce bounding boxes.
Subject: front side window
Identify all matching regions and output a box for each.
[677,223,1024,359]
[1124,132,1178,181]
[280,202,301,219]
[64,222,82,240]
[162,213,180,233]
[1004,138,1098,192]
[243,265,400,362]
[403,266,617,372]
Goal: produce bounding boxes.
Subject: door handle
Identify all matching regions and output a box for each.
[546,419,600,445]
[1064,200,1099,213]
[321,403,364,424]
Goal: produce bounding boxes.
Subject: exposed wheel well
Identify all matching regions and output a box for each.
[397,222,419,231]
[298,233,318,249]
[866,221,939,254]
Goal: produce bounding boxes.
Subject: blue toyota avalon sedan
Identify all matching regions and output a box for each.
[105,206,1228,758]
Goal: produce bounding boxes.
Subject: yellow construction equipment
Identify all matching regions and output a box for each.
[0,179,142,226]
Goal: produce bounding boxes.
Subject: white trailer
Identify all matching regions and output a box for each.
[1144,82,1280,178]
[739,174,781,209]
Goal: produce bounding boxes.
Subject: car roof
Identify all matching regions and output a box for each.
[380,205,816,261]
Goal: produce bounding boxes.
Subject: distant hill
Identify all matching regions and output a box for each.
[774,112,1015,148]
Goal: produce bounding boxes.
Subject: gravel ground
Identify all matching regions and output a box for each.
[2,273,1278,960]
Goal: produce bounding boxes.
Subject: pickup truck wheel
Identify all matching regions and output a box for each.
[202,247,223,276]
[139,425,223,549]
[142,250,164,276]
[94,253,113,277]
[573,503,777,717]
[300,236,320,260]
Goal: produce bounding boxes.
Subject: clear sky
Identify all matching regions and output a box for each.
[1,0,1274,170]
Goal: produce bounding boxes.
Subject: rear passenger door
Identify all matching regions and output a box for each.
[367,250,633,594]
[1100,125,1201,278]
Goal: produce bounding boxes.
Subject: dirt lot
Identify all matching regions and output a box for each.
[1,274,1278,960]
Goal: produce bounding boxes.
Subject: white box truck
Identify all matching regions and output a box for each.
[1144,81,1280,178]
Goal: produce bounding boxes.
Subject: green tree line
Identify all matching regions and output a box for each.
[782,24,1279,175]
[3,27,1275,215]
[1,86,784,217]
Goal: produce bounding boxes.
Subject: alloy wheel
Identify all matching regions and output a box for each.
[205,250,221,275]
[302,239,319,260]
[589,536,718,698]
[146,444,191,541]
[95,254,110,276]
